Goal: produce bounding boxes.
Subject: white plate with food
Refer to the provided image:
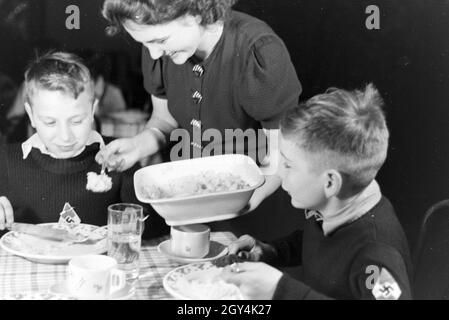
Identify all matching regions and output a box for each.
[0,223,108,264]
[163,262,245,300]
[134,154,265,226]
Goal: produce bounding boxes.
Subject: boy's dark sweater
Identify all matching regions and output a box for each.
[269,196,412,300]
[0,140,168,239]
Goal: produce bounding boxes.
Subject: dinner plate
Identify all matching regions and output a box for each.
[157,240,228,264]
[0,291,78,300]
[163,262,244,300]
[49,281,135,300]
[0,223,108,264]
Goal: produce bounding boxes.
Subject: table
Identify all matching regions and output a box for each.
[0,232,236,300]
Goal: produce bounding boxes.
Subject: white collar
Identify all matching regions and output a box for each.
[21,131,105,159]
[305,180,382,236]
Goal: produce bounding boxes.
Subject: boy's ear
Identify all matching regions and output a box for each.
[24,102,36,128]
[323,169,343,198]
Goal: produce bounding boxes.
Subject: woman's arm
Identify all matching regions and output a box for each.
[146,95,178,136]
[244,129,282,213]
[138,95,179,155]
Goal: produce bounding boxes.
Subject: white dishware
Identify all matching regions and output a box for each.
[170,224,210,258]
[163,262,244,300]
[49,280,134,300]
[158,239,228,263]
[134,154,265,226]
[67,255,127,299]
[0,223,108,264]
[107,203,144,282]
[7,223,84,241]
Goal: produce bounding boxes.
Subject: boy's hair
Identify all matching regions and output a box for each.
[280,83,389,192]
[24,52,95,105]
[102,0,238,36]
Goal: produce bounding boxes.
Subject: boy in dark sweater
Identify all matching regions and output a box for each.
[222,84,412,300]
[0,52,168,239]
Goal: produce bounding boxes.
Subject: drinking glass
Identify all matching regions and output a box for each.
[107,203,144,283]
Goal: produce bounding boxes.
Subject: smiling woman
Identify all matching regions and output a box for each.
[123,15,218,65]
[106,1,226,64]
[96,0,302,232]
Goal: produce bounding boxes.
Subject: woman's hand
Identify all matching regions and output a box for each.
[96,96,178,172]
[0,196,14,230]
[221,262,283,300]
[227,234,277,263]
[239,174,281,214]
[96,129,159,172]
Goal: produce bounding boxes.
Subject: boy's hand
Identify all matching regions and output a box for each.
[221,262,283,300]
[0,196,14,230]
[227,235,277,263]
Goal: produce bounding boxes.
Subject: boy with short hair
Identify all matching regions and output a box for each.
[0,52,167,239]
[223,84,412,300]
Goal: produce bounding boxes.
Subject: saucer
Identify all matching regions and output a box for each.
[49,281,135,300]
[157,240,228,263]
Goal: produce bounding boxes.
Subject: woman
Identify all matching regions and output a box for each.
[97,0,301,219]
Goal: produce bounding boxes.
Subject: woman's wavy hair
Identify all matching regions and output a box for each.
[102,0,238,36]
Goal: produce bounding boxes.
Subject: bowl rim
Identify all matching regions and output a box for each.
[138,175,265,204]
[134,154,267,204]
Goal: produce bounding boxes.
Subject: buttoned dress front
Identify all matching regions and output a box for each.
[142,10,302,160]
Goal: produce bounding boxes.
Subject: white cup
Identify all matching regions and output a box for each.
[67,255,127,299]
[170,224,210,258]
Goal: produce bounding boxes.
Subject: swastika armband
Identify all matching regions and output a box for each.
[372,268,402,300]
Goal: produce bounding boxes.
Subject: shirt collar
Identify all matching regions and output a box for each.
[305,180,382,236]
[21,131,105,159]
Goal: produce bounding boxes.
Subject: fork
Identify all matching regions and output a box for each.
[101,163,107,176]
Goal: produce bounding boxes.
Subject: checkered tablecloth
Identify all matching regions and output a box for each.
[0,232,236,300]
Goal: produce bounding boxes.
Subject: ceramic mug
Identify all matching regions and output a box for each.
[67,254,126,299]
[170,224,210,258]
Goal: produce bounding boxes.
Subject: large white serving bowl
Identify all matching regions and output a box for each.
[134,154,265,226]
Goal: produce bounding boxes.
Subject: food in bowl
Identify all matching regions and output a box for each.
[134,154,265,225]
[177,266,244,300]
[141,170,251,200]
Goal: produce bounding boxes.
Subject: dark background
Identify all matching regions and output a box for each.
[1,0,449,254]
